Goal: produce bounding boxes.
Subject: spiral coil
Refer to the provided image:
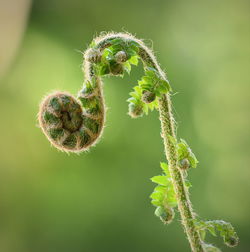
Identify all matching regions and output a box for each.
[38,32,169,152]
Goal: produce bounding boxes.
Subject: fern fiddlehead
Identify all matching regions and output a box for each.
[38,32,238,251]
[39,82,104,152]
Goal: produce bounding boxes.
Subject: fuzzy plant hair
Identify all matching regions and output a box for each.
[38,32,238,252]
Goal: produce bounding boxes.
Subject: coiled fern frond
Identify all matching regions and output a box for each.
[38,32,238,252]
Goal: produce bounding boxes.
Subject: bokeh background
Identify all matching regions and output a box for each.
[0,0,250,251]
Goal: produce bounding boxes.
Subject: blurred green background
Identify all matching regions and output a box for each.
[0,0,250,251]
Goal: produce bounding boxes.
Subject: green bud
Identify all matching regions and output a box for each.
[115,51,127,63]
[179,158,190,170]
[155,206,175,224]
[224,236,238,247]
[86,48,102,63]
[141,91,156,103]
[128,103,143,118]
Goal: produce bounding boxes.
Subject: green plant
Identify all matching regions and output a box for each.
[38,32,238,251]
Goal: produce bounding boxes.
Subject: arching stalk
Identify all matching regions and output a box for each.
[38,32,238,252]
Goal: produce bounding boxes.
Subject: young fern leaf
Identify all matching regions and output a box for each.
[150,162,177,224]
[194,220,239,248]
[38,32,238,252]
[177,139,198,169]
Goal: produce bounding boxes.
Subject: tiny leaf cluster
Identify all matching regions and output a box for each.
[195,220,239,249]
[87,37,171,119]
[150,139,238,251]
[150,162,177,224]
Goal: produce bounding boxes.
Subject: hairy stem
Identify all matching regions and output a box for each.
[159,94,204,252]
[39,32,238,251]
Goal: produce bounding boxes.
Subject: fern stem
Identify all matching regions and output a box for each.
[39,32,239,251]
[158,93,204,252]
